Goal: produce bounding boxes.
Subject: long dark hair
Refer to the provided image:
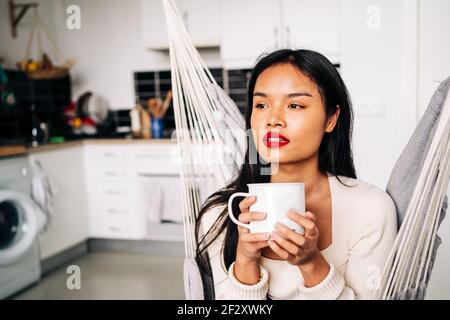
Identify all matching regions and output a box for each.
[194,49,356,290]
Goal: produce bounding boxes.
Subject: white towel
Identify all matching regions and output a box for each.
[138,175,183,224]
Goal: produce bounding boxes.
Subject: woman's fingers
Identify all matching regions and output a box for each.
[270,231,301,256]
[238,196,257,213]
[237,225,250,235]
[274,222,306,247]
[268,239,290,260]
[240,232,270,242]
[254,240,270,250]
[287,210,317,234]
[305,211,316,222]
[238,211,266,223]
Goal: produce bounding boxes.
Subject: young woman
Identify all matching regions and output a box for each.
[195,49,397,300]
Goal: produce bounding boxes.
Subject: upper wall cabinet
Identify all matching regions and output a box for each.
[140,0,221,50]
[283,0,340,61]
[219,0,281,69]
[220,0,340,68]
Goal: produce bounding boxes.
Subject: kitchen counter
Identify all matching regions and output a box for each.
[0,138,177,158]
[0,145,27,157]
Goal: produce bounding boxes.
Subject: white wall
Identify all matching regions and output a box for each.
[340,0,414,189]
[417,0,450,300]
[0,0,221,110]
[418,0,450,117]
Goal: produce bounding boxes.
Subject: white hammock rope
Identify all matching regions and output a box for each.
[162,0,246,259]
[162,0,450,299]
[377,88,450,300]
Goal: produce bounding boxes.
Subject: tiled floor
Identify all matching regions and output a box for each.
[13,252,185,300]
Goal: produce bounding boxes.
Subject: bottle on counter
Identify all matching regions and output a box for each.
[130,102,143,139]
[30,104,46,147]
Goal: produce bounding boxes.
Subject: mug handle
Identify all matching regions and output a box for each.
[227,192,252,230]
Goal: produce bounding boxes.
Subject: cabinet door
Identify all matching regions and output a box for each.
[33,146,90,259]
[140,0,220,50]
[283,0,340,60]
[84,144,143,240]
[219,0,281,69]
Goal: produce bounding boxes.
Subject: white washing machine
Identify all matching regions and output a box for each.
[0,155,46,299]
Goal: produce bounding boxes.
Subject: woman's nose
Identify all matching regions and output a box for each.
[266,109,287,128]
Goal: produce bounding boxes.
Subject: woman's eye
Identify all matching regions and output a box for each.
[289,103,305,109]
[254,103,267,109]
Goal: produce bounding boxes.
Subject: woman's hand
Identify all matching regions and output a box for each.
[268,209,320,265]
[268,209,330,287]
[234,195,270,285]
[235,196,270,263]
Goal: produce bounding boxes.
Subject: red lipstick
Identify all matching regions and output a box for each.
[263,132,290,148]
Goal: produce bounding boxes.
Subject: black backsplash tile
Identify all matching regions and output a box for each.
[134,68,249,136]
[0,70,71,145]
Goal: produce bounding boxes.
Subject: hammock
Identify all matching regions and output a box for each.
[161,0,450,300]
[161,0,246,299]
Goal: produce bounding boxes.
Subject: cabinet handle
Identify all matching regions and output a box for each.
[103,151,125,158]
[106,189,128,196]
[107,208,129,214]
[286,26,291,48]
[273,27,279,48]
[183,11,189,32]
[109,226,125,232]
[105,170,126,177]
[136,153,168,159]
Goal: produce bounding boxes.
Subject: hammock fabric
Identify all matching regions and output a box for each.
[161,0,450,300]
[162,0,245,300]
[378,77,450,299]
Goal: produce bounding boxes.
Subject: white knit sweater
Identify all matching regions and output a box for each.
[200,174,398,300]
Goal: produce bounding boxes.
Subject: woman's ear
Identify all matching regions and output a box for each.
[325,105,341,133]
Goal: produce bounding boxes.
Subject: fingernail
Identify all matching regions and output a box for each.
[264,233,270,240]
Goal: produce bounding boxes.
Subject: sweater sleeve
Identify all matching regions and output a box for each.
[226,262,269,299]
[202,205,269,300]
[294,192,398,300]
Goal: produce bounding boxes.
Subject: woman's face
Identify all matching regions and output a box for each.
[250,63,339,164]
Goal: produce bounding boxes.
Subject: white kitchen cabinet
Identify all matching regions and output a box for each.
[84,143,143,240]
[30,141,183,244]
[219,0,281,69]
[283,0,340,61]
[219,0,341,68]
[30,145,90,260]
[84,141,183,241]
[140,0,220,50]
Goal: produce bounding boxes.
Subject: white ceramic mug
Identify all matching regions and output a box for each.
[227,183,305,234]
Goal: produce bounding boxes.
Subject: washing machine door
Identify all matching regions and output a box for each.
[0,190,45,266]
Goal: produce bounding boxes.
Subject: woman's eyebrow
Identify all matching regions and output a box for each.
[253,92,267,97]
[253,91,313,98]
[287,92,313,98]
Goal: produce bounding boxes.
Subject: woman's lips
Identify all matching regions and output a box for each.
[263,132,290,148]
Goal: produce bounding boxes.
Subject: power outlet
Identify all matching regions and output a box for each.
[354,98,387,116]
